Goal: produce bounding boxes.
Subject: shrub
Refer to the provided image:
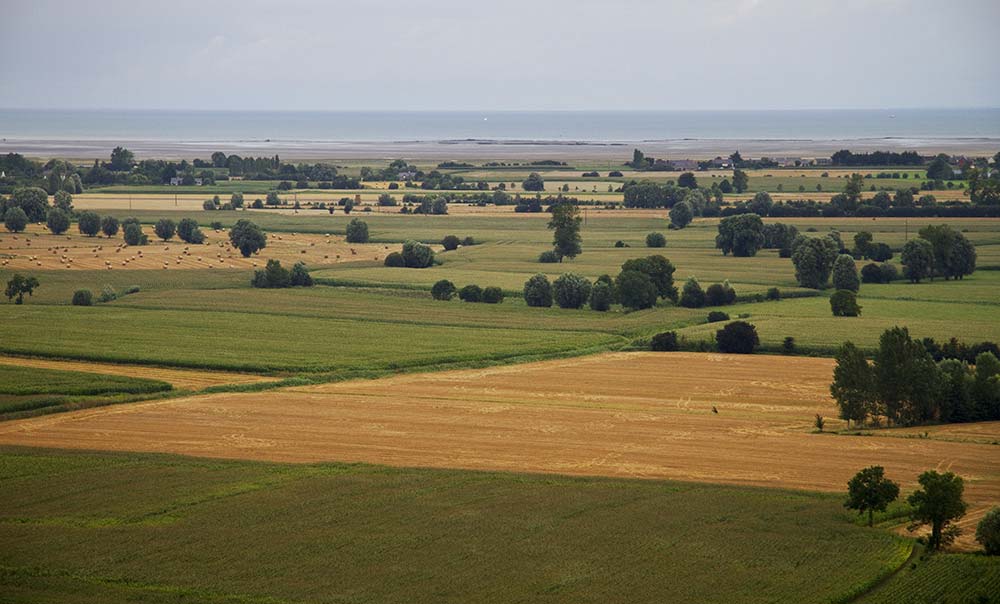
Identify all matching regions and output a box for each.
[154,218,176,241]
[861,263,884,284]
[482,286,504,304]
[716,321,759,354]
[98,285,118,303]
[870,243,893,262]
[589,281,614,311]
[377,193,397,206]
[77,211,101,236]
[251,259,291,288]
[614,240,627,248]
[766,287,781,301]
[832,254,860,292]
[177,218,205,244]
[441,235,461,251]
[46,208,71,234]
[523,274,553,307]
[203,199,217,211]
[880,263,899,283]
[101,216,120,237]
[71,290,93,306]
[431,279,457,301]
[459,284,483,302]
[290,262,313,287]
[977,507,1000,555]
[401,240,434,268]
[538,250,560,263]
[615,270,658,310]
[228,219,266,257]
[210,221,223,230]
[122,285,141,295]
[462,236,476,246]
[707,311,730,323]
[645,232,666,248]
[345,218,369,243]
[705,283,734,306]
[783,336,796,353]
[830,290,862,316]
[384,252,405,267]
[680,277,705,308]
[3,207,28,233]
[123,223,147,246]
[553,273,592,309]
[651,331,679,352]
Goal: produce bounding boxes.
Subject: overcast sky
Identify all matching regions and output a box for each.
[2,0,998,111]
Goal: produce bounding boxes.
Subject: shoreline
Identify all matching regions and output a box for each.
[3,136,998,161]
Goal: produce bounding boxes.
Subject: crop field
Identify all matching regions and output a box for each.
[2,353,997,545]
[0,446,919,604]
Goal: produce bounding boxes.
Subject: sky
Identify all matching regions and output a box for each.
[2,0,999,111]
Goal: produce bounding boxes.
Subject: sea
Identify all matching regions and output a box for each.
[2,108,998,143]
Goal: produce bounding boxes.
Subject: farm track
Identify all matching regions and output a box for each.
[1,351,996,547]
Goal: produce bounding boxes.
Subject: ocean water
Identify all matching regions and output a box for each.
[1,108,998,143]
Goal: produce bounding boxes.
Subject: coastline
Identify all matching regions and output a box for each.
[3,136,998,161]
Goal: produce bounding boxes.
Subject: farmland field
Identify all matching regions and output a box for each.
[0,446,915,604]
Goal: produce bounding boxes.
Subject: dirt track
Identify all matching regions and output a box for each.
[1,352,996,540]
[0,355,270,391]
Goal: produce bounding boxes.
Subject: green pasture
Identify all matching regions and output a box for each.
[0,447,916,604]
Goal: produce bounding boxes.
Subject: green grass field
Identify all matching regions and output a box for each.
[0,447,914,604]
[861,553,1000,604]
[0,365,171,417]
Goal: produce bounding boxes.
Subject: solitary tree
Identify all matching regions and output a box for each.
[46,208,70,235]
[523,274,553,307]
[176,218,205,244]
[5,274,39,304]
[228,219,267,257]
[77,211,101,237]
[845,466,900,527]
[831,342,874,427]
[908,470,967,551]
[154,218,176,241]
[401,240,434,268]
[715,321,759,354]
[4,207,28,233]
[976,507,1000,555]
[669,200,693,229]
[732,168,749,193]
[830,289,862,316]
[345,218,369,243]
[431,279,457,301]
[522,172,545,191]
[901,239,935,283]
[832,254,860,292]
[548,202,582,261]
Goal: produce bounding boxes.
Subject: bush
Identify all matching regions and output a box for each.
[977,507,1000,555]
[589,281,614,311]
[830,290,862,316]
[766,287,781,301]
[441,235,461,251]
[384,252,405,267]
[705,282,737,306]
[154,218,176,241]
[251,259,291,288]
[651,331,679,352]
[290,262,313,286]
[177,218,205,244]
[716,321,759,354]
[880,263,899,283]
[123,223,147,246]
[202,199,217,211]
[71,290,93,306]
[669,200,693,229]
[538,250,560,263]
[77,211,101,236]
[431,279,457,301]
[98,285,118,303]
[459,284,483,302]
[615,270,658,310]
[46,208,70,234]
[707,311,730,323]
[462,236,476,246]
[101,216,120,237]
[614,240,627,248]
[229,219,266,257]
[783,336,796,353]
[645,232,666,248]
[401,240,434,268]
[861,263,884,284]
[680,277,705,308]
[482,286,504,304]
[523,274,553,307]
[3,207,28,233]
[122,285,141,295]
[553,273,592,309]
[345,218,369,243]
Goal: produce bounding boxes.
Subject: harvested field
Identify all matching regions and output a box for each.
[2,352,996,545]
[0,224,395,272]
[0,355,270,391]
